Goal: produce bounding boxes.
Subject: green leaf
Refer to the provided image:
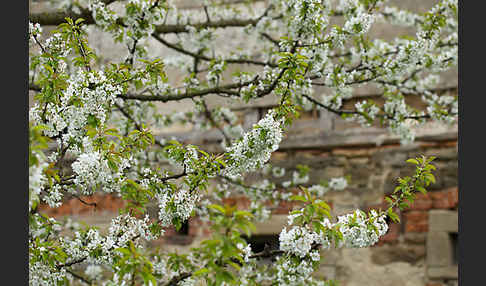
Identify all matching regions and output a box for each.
[416,186,427,194]
[406,158,419,165]
[425,173,436,184]
[193,268,209,276]
[387,208,400,223]
[290,195,307,202]
[208,204,226,214]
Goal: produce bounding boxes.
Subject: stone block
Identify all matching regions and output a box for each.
[371,244,426,265]
[323,166,345,178]
[243,109,259,130]
[316,265,336,280]
[317,109,334,131]
[426,232,452,267]
[349,157,370,165]
[404,233,427,244]
[427,266,458,279]
[428,210,458,233]
[253,215,288,235]
[424,147,457,161]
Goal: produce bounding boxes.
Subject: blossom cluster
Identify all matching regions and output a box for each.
[28,154,48,211]
[224,110,284,178]
[279,226,328,258]
[28,22,42,43]
[29,70,123,143]
[281,208,388,258]
[29,214,157,285]
[275,255,316,286]
[336,209,389,248]
[156,188,200,227]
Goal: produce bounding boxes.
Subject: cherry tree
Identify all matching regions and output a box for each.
[29,0,457,285]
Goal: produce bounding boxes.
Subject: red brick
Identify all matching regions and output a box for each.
[273,201,295,214]
[403,210,429,233]
[447,187,459,209]
[419,140,457,149]
[38,193,126,217]
[188,218,210,236]
[409,193,433,211]
[406,223,428,233]
[377,222,400,245]
[222,196,251,210]
[272,200,313,214]
[202,227,212,236]
[430,187,458,209]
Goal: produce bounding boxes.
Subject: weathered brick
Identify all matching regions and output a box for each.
[273,200,302,214]
[430,187,458,209]
[379,222,400,244]
[409,193,433,210]
[331,148,373,157]
[447,187,459,208]
[404,210,429,233]
[406,222,428,233]
[294,150,329,159]
[188,218,201,236]
[222,196,251,210]
[270,151,288,161]
[38,193,125,217]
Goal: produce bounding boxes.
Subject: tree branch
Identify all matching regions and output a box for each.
[116,77,258,102]
[151,34,276,67]
[165,272,192,286]
[30,2,272,35]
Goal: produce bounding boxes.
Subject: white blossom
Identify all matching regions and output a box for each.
[224,110,284,177]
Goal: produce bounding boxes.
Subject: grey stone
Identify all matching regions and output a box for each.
[429,210,458,233]
[404,233,427,244]
[323,166,345,178]
[253,215,287,235]
[349,157,370,165]
[316,265,336,280]
[426,232,453,267]
[427,266,458,279]
[371,244,426,265]
[425,148,457,161]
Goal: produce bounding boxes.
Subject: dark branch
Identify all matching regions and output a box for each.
[165,272,192,286]
[152,34,277,67]
[116,78,257,102]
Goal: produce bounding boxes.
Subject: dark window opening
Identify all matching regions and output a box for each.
[177,221,189,235]
[165,220,192,245]
[242,234,280,253]
[450,232,458,265]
